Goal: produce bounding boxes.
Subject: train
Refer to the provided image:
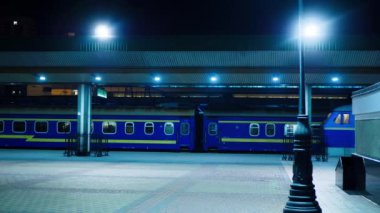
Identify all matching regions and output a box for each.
[0,106,355,154]
[323,105,355,156]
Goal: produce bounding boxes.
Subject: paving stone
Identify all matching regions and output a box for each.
[0,149,378,213]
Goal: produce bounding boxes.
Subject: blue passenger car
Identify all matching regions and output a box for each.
[204,111,289,152]
[92,108,195,151]
[0,108,195,151]
[203,110,325,152]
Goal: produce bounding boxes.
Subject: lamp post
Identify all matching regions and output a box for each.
[283,0,322,212]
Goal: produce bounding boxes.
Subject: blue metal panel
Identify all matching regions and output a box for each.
[324,130,355,148]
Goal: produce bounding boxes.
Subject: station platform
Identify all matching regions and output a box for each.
[0,150,378,213]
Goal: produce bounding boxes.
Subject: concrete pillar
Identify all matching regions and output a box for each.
[305,84,312,124]
[77,84,92,156]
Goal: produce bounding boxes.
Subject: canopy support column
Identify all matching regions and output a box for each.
[77,84,92,156]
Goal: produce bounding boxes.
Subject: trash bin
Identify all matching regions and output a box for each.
[336,156,366,190]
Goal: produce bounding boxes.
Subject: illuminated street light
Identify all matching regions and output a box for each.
[302,18,326,40]
[293,16,327,43]
[95,76,102,81]
[93,24,113,40]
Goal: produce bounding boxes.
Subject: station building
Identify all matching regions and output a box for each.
[0,35,379,212]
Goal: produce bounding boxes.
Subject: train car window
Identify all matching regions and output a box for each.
[265,124,276,137]
[102,121,116,134]
[35,121,48,133]
[57,121,71,134]
[0,120,4,133]
[284,124,295,137]
[334,114,342,124]
[181,122,190,135]
[249,123,259,136]
[164,122,174,135]
[343,114,350,124]
[12,121,26,133]
[144,122,154,135]
[125,122,134,135]
[208,122,217,136]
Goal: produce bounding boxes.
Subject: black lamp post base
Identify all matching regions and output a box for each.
[76,151,90,156]
[283,115,322,213]
[284,205,321,213]
[284,184,321,213]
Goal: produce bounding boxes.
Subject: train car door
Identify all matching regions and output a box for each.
[204,119,219,151]
[178,120,192,151]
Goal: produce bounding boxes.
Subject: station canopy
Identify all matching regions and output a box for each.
[0,36,379,86]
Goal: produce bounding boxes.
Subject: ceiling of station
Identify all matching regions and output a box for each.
[0,72,378,86]
[0,50,379,86]
[1,51,380,68]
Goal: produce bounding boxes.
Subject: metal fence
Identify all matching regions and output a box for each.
[64,134,109,157]
[282,125,328,162]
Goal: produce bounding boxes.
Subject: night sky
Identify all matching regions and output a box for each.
[1,0,380,36]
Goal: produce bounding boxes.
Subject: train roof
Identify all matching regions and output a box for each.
[332,105,352,112]
[94,108,194,116]
[203,109,329,117]
[352,82,380,98]
[0,107,194,116]
[204,110,297,117]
